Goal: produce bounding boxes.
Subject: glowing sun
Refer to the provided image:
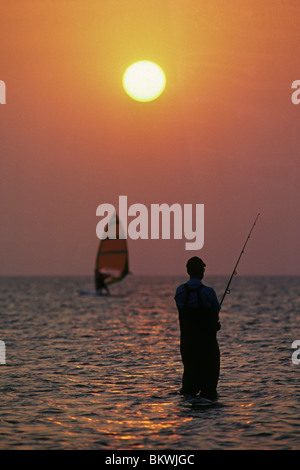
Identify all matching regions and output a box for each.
[122,60,166,102]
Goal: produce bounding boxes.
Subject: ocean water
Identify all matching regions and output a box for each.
[0,274,300,450]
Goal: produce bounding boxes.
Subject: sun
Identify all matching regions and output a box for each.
[122,60,166,102]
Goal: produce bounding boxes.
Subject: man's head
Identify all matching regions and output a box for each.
[186,256,206,279]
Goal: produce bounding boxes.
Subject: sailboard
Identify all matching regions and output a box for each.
[95,213,129,285]
[78,213,129,296]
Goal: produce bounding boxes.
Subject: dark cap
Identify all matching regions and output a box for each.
[186,256,206,276]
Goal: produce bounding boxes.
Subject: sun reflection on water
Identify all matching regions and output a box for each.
[1,275,300,449]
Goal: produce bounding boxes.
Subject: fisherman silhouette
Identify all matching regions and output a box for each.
[94,269,110,295]
[174,257,221,400]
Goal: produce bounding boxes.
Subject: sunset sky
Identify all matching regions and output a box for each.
[1,0,299,276]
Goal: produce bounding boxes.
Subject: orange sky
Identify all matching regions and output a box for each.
[1,0,300,276]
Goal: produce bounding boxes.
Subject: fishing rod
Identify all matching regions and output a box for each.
[220,213,260,307]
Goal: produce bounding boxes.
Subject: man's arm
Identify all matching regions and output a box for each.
[204,287,221,330]
[174,285,186,309]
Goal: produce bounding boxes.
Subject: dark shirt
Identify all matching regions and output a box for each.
[174,278,220,313]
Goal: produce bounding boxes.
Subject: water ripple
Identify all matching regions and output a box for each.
[0,275,300,449]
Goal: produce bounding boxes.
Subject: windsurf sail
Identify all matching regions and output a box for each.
[95,213,129,286]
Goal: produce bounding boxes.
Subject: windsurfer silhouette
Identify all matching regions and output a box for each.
[174,257,221,400]
[94,269,110,295]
